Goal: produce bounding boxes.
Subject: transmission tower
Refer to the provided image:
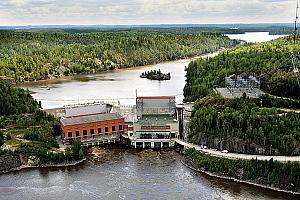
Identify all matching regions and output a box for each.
[292,0,300,88]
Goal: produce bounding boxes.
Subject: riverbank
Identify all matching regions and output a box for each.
[181,156,300,196]
[0,158,86,175]
[19,50,224,86]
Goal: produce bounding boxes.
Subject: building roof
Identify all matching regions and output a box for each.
[65,103,108,118]
[61,113,123,126]
[137,114,177,126]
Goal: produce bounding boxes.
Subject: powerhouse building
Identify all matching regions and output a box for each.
[60,96,181,148]
[61,103,125,145]
[130,96,179,148]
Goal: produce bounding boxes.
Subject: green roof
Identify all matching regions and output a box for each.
[137,114,177,126]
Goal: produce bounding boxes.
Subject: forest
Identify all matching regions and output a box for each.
[184,35,300,101]
[140,69,171,80]
[0,81,84,167]
[0,31,235,82]
[188,95,300,156]
[185,148,300,192]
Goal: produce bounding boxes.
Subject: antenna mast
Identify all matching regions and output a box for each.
[294,0,299,45]
[292,0,300,88]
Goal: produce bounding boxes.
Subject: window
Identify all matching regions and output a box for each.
[98,128,102,134]
[112,126,115,132]
[68,132,72,138]
[105,127,109,135]
[119,125,123,130]
[90,129,94,135]
[76,131,80,137]
[83,130,87,136]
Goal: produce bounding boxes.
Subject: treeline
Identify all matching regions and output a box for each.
[24,127,59,148]
[0,81,54,129]
[185,148,300,192]
[189,95,300,155]
[141,69,170,80]
[15,141,84,164]
[184,35,300,101]
[0,81,41,116]
[0,81,84,165]
[0,31,235,82]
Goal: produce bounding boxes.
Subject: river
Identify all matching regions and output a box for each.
[225,32,288,43]
[0,148,298,200]
[6,32,296,200]
[21,57,195,109]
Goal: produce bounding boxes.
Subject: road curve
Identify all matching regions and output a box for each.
[174,139,300,162]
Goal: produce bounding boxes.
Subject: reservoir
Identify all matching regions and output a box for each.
[0,148,298,200]
[4,32,296,200]
[225,32,288,43]
[21,56,192,109]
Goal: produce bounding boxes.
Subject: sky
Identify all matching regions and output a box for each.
[0,0,296,26]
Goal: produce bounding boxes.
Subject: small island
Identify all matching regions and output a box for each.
[140,69,171,80]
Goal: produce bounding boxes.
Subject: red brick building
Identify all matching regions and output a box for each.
[61,113,125,145]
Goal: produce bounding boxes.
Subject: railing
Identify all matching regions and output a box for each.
[141,125,171,130]
[63,131,125,144]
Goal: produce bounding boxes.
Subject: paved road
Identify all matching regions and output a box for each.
[279,108,300,113]
[174,139,300,162]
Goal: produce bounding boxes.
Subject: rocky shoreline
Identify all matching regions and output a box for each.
[181,157,300,196]
[0,158,86,175]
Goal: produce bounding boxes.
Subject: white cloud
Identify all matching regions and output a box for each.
[0,0,296,25]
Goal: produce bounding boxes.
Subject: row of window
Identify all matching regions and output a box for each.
[67,125,123,138]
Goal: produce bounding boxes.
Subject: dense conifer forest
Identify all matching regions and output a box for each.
[0,82,84,170]
[183,35,300,156]
[185,148,300,192]
[188,95,300,156]
[0,31,235,82]
[184,35,300,101]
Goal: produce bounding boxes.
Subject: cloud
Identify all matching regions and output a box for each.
[0,0,296,25]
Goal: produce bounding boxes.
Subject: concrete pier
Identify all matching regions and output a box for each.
[131,139,174,149]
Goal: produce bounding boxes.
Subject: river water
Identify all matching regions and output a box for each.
[225,32,288,43]
[20,55,204,109]
[0,148,298,200]
[6,33,297,200]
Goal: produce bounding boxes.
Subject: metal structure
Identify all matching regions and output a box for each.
[292,0,300,88]
[136,96,176,118]
[225,73,260,89]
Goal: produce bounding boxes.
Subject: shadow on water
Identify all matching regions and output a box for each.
[2,147,299,200]
[182,158,300,200]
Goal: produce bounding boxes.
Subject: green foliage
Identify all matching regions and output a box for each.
[15,140,84,164]
[184,35,300,101]
[189,96,300,155]
[6,133,11,140]
[24,127,59,148]
[0,81,40,117]
[70,140,83,160]
[141,69,170,80]
[0,82,70,165]
[0,31,235,82]
[259,94,300,109]
[185,148,300,191]
[0,132,4,146]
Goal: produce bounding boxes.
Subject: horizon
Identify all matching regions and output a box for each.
[0,22,294,28]
[0,0,296,26]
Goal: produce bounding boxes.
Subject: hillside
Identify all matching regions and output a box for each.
[184,35,300,101]
[188,95,300,156]
[0,82,84,173]
[0,31,235,82]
